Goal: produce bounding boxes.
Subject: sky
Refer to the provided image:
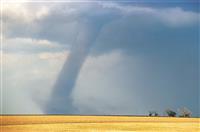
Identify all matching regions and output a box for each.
[1,0,199,116]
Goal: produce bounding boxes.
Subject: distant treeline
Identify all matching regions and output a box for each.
[149,107,192,117]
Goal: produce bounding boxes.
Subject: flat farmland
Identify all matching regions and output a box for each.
[0,116,199,132]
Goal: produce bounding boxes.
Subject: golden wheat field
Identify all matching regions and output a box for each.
[0,115,199,132]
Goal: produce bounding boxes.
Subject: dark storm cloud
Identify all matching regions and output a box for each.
[3,2,199,116]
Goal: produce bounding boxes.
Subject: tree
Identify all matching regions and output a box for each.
[179,107,192,117]
[149,111,153,116]
[149,111,159,116]
[154,112,159,116]
[165,109,176,117]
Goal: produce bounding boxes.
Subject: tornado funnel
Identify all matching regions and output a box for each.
[45,20,103,114]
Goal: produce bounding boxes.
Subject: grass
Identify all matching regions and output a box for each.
[0,115,199,132]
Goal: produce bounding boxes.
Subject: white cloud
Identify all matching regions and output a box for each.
[2,51,69,114]
[39,51,69,60]
[4,37,68,53]
[102,2,199,27]
[156,7,199,27]
[2,3,50,23]
[3,2,199,40]
[72,50,145,115]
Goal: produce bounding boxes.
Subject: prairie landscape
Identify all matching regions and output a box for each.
[0,116,199,132]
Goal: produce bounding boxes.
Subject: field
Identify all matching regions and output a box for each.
[0,116,199,132]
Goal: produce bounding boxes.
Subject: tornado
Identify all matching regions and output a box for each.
[45,19,104,114]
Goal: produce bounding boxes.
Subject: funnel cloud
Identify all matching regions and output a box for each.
[45,20,106,114]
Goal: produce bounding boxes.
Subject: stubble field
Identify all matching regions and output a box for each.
[0,115,199,132]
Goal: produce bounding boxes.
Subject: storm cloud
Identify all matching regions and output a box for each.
[2,1,199,116]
